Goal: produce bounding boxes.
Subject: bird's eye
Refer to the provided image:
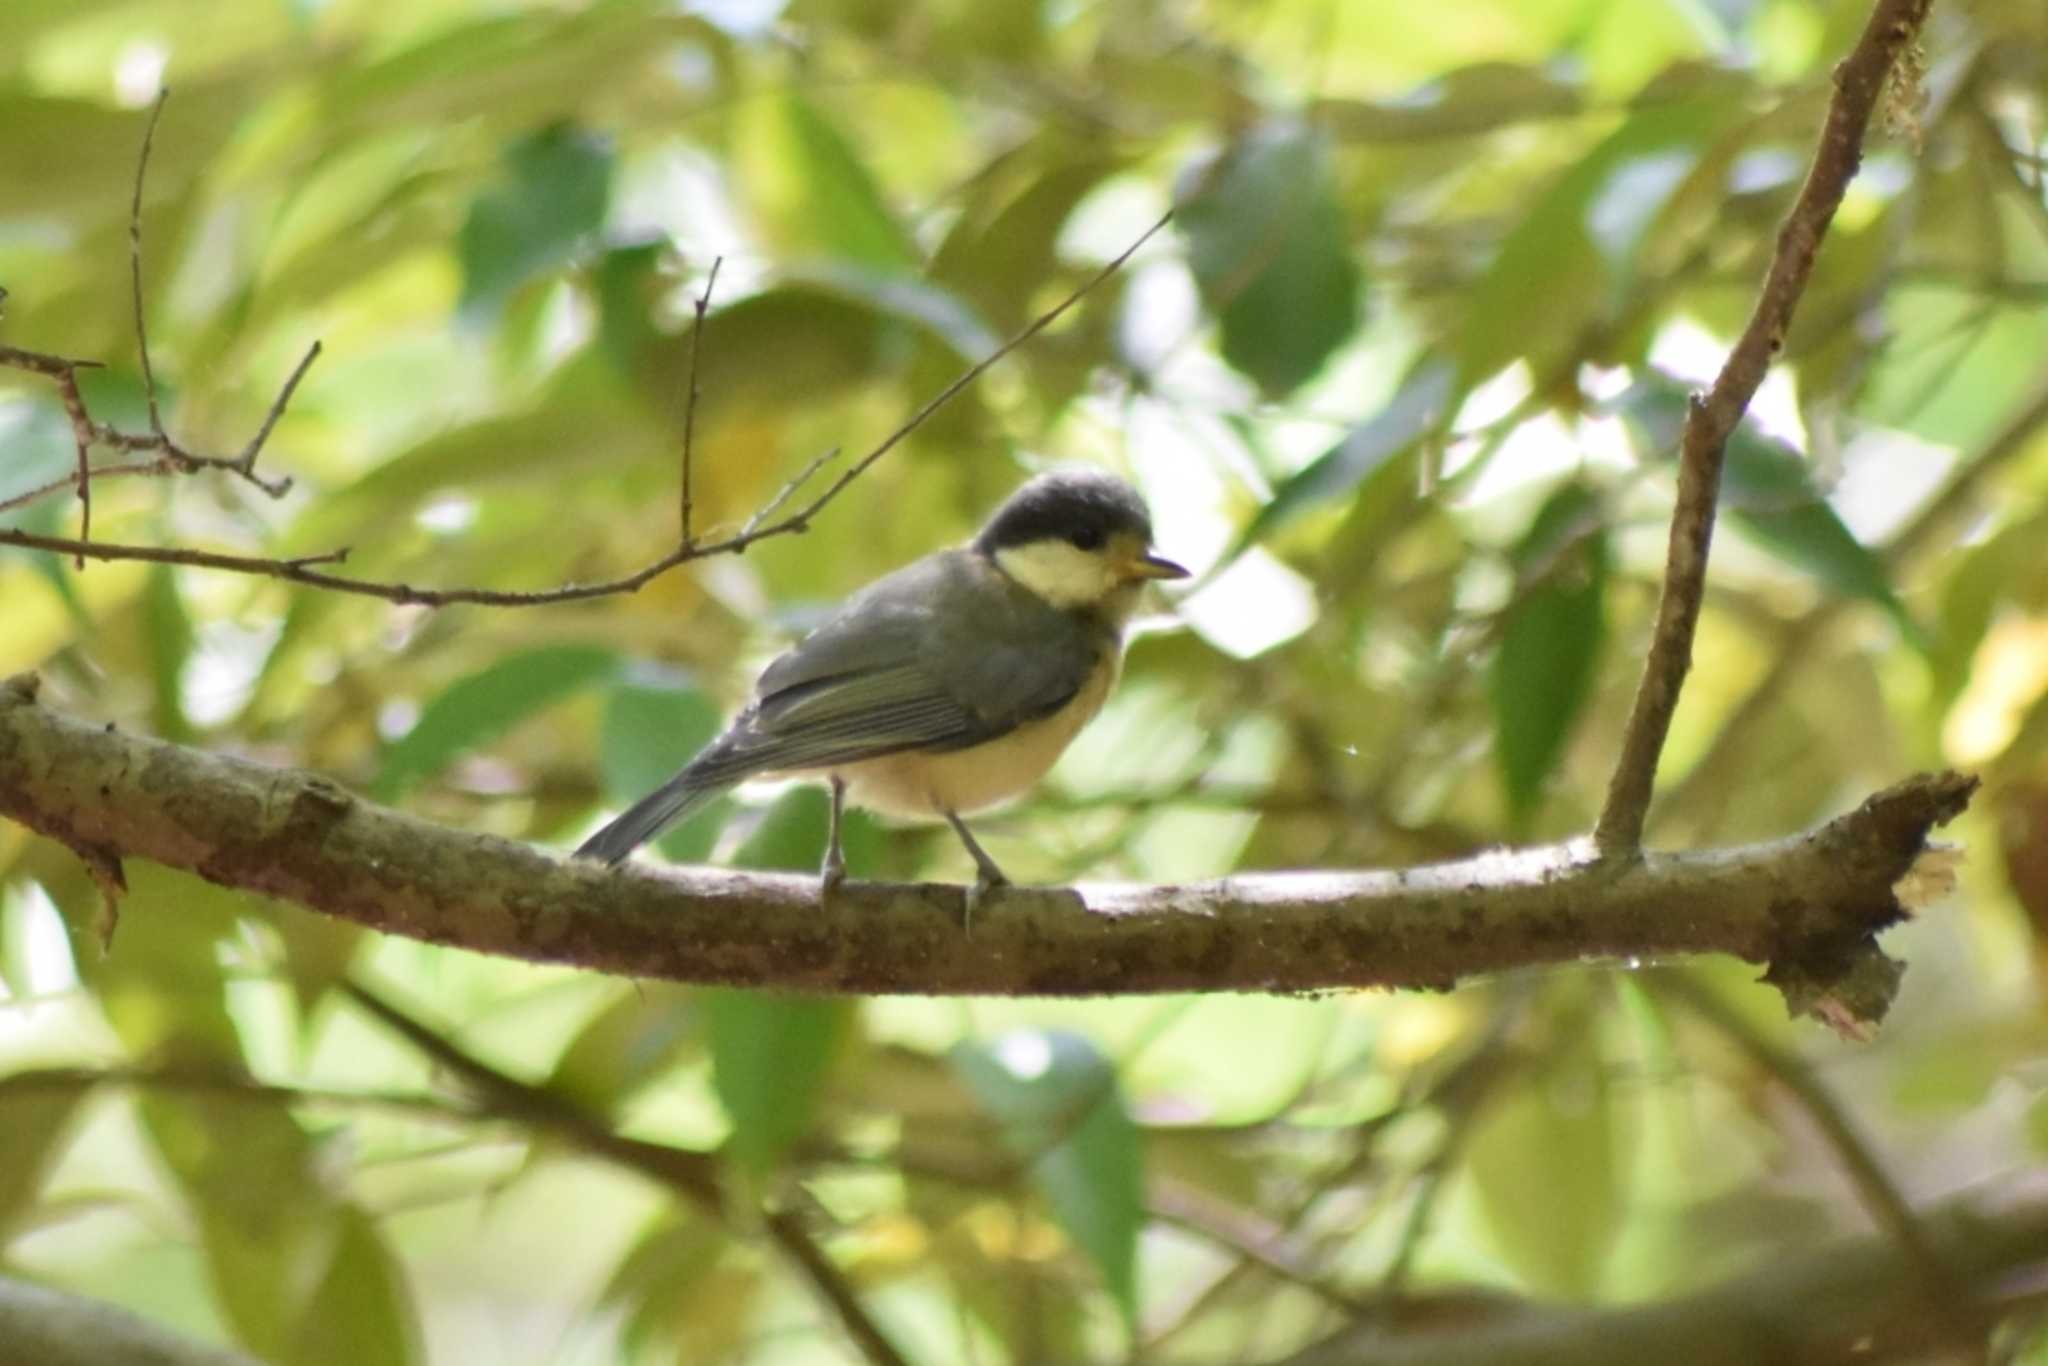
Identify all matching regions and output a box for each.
[1069,526,1104,551]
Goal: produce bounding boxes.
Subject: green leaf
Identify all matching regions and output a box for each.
[1455,98,1728,383]
[1179,121,1363,396]
[289,1208,421,1366]
[459,122,614,322]
[1492,482,1608,824]
[374,645,618,800]
[931,150,1123,331]
[953,1030,1143,1329]
[140,1092,332,1362]
[603,1216,759,1361]
[702,988,850,1175]
[785,264,1002,363]
[742,95,913,268]
[1235,358,1458,555]
[727,783,883,878]
[1618,375,1919,645]
[144,564,194,743]
[0,1084,84,1239]
[80,864,244,1065]
[696,787,863,1174]
[600,669,731,863]
[1467,1002,1625,1297]
[546,982,699,1112]
[1724,429,1925,649]
[730,784,828,873]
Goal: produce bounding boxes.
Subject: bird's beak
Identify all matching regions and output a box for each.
[1130,550,1190,582]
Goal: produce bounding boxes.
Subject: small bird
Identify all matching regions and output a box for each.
[575,468,1187,907]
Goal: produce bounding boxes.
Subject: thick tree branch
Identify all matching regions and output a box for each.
[0,1276,263,1366]
[1281,1195,2040,1366]
[1594,0,1935,856]
[0,675,1972,1028]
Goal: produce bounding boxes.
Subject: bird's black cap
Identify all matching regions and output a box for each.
[974,469,1155,556]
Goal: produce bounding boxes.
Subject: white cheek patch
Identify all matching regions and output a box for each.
[994,542,1114,608]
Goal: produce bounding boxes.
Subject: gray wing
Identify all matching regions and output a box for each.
[706,551,1102,777]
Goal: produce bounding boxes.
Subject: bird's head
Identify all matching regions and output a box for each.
[974,469,1188,616]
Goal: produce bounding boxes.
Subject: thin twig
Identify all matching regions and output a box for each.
[1592,0,1935,857]
[3,210,1162,606]
[0,458,181,517]
[130,89,170,441]
[741,446,841,538]
[774,210,1174,535]
[680,256,721,547]
[1661,974,1986,1359]
[233,339,321,481]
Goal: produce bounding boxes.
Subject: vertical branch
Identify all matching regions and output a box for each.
[129,89,171,441]
[1592,0,1935,858]
[679,256,722,548]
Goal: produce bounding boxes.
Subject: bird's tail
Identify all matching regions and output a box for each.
[574,762,735,865]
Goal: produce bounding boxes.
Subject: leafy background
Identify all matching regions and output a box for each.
[3,0,2048,1361]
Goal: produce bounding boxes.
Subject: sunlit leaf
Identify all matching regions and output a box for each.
[953,1029,1143,1328]
[1179,120,1362,396]
[1456,98,1728,382]
[1235,358,1458,555]
[374,644,618,800]
[1493,482,1608,824]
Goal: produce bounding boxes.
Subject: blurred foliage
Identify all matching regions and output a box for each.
[3,0,2048,1361]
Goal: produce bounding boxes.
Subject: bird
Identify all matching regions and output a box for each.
[574,468,1187,911]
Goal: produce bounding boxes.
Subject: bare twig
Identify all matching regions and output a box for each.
[740,445,841,538]
[1593,0,1936,857]
[0,93,310,548]
[232,340,321,479]
[766,210,1173,537]
[0,458,179,517]
[680,256,721,547]
[3,211,1164,607]
[130,89,170,441]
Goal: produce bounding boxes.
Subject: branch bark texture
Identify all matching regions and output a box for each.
[0,677,1972,1021]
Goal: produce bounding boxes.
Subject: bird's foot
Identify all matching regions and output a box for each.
[961,869,1008,933]
[819,852,847,899]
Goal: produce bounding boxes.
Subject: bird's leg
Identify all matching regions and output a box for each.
[943,810,1008,930]
[820,775,848,894]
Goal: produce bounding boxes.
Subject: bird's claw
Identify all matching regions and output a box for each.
[962,871,1008,933]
